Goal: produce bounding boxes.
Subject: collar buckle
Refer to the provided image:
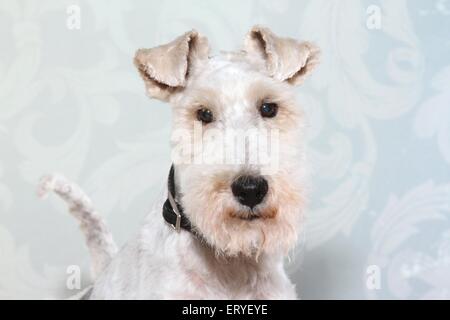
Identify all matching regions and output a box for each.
[168,211,181,233]
[167,187,182,233]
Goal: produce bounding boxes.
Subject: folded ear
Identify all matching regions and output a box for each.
[134,30,209,101]
[245,26,320,85]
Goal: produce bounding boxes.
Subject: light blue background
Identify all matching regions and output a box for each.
[0,0,449,299]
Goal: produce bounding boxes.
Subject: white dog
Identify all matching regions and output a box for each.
[38,26,320,299]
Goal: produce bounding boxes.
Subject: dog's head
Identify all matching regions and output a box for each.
[134,26,320,258]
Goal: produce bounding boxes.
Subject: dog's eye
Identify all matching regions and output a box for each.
[196,108,214,124]
[259,102,278,118]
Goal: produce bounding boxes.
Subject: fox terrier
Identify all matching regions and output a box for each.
[37,26,320,299]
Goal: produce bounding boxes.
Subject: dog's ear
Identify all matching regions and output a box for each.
[245,26,320,85]
[134,30,209,101]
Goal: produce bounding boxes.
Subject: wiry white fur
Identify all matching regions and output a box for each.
[38,27,319,299]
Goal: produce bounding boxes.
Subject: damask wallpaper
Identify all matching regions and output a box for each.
[0,0,449,299]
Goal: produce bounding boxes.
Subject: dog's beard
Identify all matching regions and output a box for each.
[211,205,301,259]
[183,179,305,259]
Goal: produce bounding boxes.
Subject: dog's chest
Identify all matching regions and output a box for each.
[167,273,280,299]
[166,253,294,299]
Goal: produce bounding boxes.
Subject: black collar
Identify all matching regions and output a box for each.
[162,165,193,232]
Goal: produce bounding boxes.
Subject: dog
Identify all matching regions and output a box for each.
[37,26,320,299]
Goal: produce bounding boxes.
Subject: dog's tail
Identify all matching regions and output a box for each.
[37,174,118,279]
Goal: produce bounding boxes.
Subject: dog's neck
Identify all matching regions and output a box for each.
[179,231,283,291]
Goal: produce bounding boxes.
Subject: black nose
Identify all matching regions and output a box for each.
[231,175,268,208]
